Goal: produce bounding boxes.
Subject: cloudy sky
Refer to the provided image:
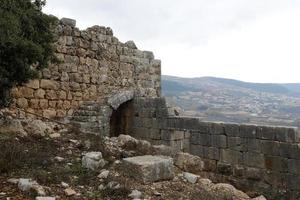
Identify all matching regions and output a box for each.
[44,0,300,83]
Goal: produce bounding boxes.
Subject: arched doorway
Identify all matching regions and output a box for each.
[109,100,134,137]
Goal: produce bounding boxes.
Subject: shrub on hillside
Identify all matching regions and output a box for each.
[0,0,58,107]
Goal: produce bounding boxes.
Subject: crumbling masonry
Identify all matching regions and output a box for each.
[7,18,300,199]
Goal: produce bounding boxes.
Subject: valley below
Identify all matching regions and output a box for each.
[162,75,300,127]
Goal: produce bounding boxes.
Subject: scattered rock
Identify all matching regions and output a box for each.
[61,182,69,188]
[182,172,199,184]
[82,152,106,170]
[7,178,19,184]
[198,178,212,187]
[98,170,110,179]
[33,185,46,196]
[18,178,46,196]
[125,40,137,49]
[35,197,55,200]
[18,178,37,192]
[0,118,26,136]
[123,155,174,183]
[64,188,76,196]
[174,152,204,173]
[107,181,121,190]
[153,191,162,196]
[54,156,64,162]
[128,190,142,199]
[49,133,61,138]
[98,184,105,190]
[252,195,267,200]
[69,139,79,144]
[23,119,53,136]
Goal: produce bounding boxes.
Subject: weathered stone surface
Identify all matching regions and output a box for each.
[36,197,56,200]
[183,172,199,184]
[26,80,40,89]
[108,90,134,109]
[64,188,76,196]
[40,80,59,90]
[174,152,204,173]
[128,190,142,199]
[122,155,174,183]
[82,152,106,170]
[18,178,37,192]
[61,18,76,27]
[35,197,55,200]
[125,40,137,49]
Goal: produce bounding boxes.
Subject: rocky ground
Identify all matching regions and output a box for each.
[0,113,266,200]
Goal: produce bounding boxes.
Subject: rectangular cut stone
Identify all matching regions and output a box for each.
[239,125,257,138]
[199,134,211,146]
[210,123,225,134]
[261,140,280,156]
[287,159,300,175]
[122,155,174,183]
[224,124,239,137]
[211,135,227,148]
[220,149,243,164]
[190,144,204,157]
[244,152,265,168]
[247,138,261,153]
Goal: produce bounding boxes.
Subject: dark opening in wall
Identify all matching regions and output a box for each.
[109,100,134,137]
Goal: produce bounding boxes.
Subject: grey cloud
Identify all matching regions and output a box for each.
[44,0,300,46]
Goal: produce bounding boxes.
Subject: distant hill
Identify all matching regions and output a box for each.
[162,75,300,95]
[282,83,300,93]
[162,75,300,127]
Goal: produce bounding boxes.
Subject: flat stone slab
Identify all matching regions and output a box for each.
[123,155,174,183]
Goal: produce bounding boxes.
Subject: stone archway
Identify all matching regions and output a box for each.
[107,90,134,137]
[109,99,134,137]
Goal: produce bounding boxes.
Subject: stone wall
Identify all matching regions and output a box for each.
[8,18,161,119]
[131,97,300,200]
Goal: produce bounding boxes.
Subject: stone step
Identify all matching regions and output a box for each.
[122,155,174,183]
[77,104,102,112]
[70,115,101,122]
[73,109,99,116]
[69,121,100,128]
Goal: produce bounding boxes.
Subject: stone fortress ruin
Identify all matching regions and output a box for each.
[6,18,300,199]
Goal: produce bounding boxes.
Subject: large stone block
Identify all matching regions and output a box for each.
[211,134,227,148]
[82,152,106,171]
[239,125,257,138]
[174,152,204,173]
[258,126,275,140]
[287,159,300,175]
[40,80,59,90]
[224,123,239,137]
[190,144,204,157]
[275,127,298,143]
[61,18,76,27]
[227,137,243,151]
[199,133,211,146]
[25,80,40,89]
[244,152,265,168]
[247,138,261,153]
[264,156,288,172]
[122,155,174,183]
[16,98,28,108]
[220,149,243,164]
[19,87,34,98]
[210,122,225,134]
[261,140,280,156]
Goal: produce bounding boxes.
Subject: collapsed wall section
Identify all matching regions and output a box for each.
[7,18,161,118]
[131,97,300,200]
